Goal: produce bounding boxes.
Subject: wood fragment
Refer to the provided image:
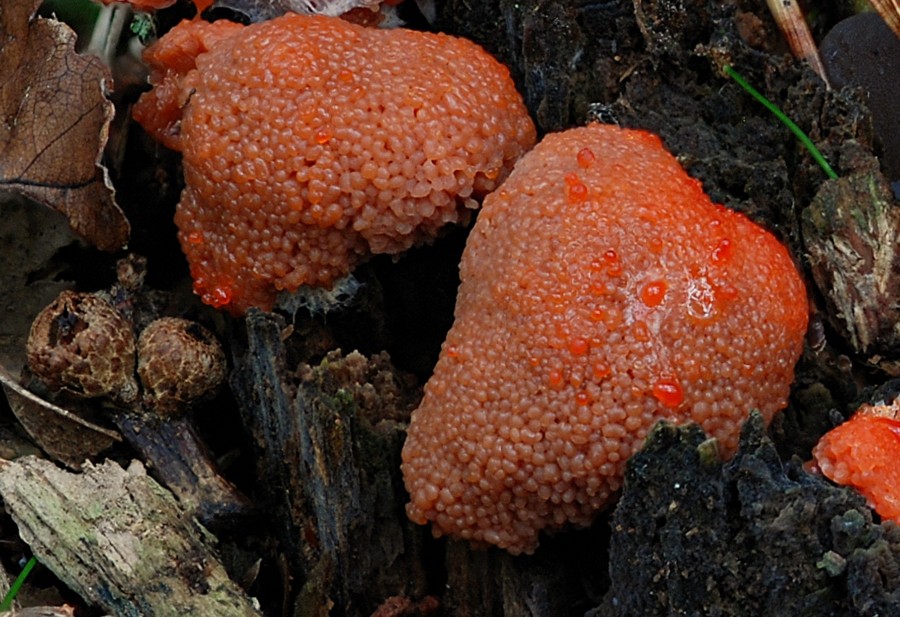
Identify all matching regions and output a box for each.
[0,457,262,617]
[230,310,428,615]
[113,412,252,526]
[802,169,900,374]
[869,0,900,37]
[0,606,77,617]
[765,0,830,87]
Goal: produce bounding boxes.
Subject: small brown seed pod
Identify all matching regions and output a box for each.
[26,291,139,405]
[137,317,226,415]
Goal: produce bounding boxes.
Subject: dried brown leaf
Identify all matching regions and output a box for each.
[0,196,121,468]
[0,0,128,251]
[0,365,121,469]
[0,196,75,375]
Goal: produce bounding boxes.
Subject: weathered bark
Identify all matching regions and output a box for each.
[442,537,607,617]
[113,412,252,526]
[0,456,261,617]
[803,169,900,374]
[230,310,429,616]
[593,414,900,616]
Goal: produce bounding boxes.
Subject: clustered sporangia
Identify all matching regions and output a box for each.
[401,124,809,554]
[133,13,536,314]
[811,398,900,524]
[127,11,813,556]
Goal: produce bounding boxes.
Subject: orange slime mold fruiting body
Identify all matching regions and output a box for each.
[133,14,536,314]
[812,400,900,523]
[401,124,809,555]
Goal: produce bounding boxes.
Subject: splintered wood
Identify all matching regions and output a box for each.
[0,457,261,617]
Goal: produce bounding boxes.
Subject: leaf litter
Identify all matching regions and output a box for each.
[0,0,128,471]
[0,0,128,252]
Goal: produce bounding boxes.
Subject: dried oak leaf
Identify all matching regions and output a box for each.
[0,0,128,252]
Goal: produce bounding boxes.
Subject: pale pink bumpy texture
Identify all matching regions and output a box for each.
[401,124,809,554]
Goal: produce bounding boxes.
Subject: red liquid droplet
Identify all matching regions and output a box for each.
[577,147,596,168]
[548,369,564,389]
[568,337,589,356]
[563,173,588,203]
[567,182,589,203]
[640,280,668,307]
[652,377,684,408]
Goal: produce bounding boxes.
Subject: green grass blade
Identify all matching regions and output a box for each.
[724,64,838,180]
[0,556,38,611]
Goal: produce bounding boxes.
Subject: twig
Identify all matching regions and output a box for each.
[765,0,831,88]
[869,0,900,38]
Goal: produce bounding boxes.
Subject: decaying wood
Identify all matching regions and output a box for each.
[113,412,251,526]
[228,310,612,616]
[802,169,900,374]
[0,456,261,617]
[230,310,429,615]
[0,606,77,617]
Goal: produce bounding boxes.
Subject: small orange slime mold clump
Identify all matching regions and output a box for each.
[133,14,535,314]
[401,123,809,554]
[812,399,900,523]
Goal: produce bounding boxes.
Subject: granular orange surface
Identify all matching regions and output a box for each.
[401,123,809,554]
[812,400,900,523]
[133,15,535,314]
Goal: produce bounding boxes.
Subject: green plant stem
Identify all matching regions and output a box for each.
[723,64,838,180]
[0,556,37,611]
